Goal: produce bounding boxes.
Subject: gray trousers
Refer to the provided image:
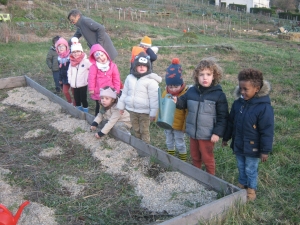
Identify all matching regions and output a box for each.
[164,129,187,154]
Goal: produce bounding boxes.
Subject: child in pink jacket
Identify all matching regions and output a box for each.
[88,44,121,116]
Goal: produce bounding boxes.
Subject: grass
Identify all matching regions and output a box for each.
[1,0,300,224]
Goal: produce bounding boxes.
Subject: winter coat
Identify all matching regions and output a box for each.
[59,59,70,85]
[88,44,121,101]
[73,16,118,60]
[46,46,59,72]
[67,55,91,88]
[117,73,162,117]
[223,81,274,158]
[92,103,132,136]
[161,86,188,131]
[176,84,228,140]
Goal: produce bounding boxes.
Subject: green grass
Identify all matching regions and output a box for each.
[1,0,300,224]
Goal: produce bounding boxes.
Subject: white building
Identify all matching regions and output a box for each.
[215,0,270,12]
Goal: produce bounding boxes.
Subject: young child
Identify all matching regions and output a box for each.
[117,52,162,144]
[68,37,91,112]
[46,35,61,93]
[90,86,131,138]
[55,37,75,105]
[130,36,158,73]
[222,68,274,201]
[162,58,189,161]
[88,44,121,116]
[173,58,228,175]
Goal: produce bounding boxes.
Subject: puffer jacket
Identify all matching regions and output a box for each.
[88,44,121,101]
[68,54,91,88]
[176,84,228,140]
[161,86,188,131]
[46,46,59,72]
[117,73,162,117]
[223,81,274,158]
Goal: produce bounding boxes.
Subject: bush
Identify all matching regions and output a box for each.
[250,7,274,15]
[278,12,300,21]
[0,0,8,5]
[228,4,247,12]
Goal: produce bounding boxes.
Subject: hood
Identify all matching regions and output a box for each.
[55,37,70,54]
[89,44,111,64]
[144,73,162,83]
[234,80,271,99]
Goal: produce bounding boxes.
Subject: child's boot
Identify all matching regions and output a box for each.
[247,188,256,201]
[237,183,246,189]
[83,108,89,113]
[167,150,175,156]
[179,153,187,162]
[76,106,83,111]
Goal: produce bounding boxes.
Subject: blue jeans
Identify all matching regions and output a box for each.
[52,71,61,92]
[164,129,186,154]
[236,155,259,189]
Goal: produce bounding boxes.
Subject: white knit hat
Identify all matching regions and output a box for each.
[71,37,83,52]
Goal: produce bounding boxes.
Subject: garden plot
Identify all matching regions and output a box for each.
[0,86,218,223]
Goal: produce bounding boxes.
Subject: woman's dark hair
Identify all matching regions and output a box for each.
[238,68,263,89]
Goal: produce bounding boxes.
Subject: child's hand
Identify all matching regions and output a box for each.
[120,110,124,115]
[90,126,97,131]
[261,154,268,162]
[89,90,94,95]
[95,133,101,139]
[172,96,177,103]
[211,134,219,143]
[149,116,156,121]
[222,141,228,147]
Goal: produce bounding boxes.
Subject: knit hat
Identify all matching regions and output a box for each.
[70,37,83,52]
[165,58,183,86]
[132,52,151,78]
[100,87,117,99]
[150,46,159,54]
[140,36,152,47]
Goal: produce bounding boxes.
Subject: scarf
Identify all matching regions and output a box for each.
[167,84,186,96]
[96,61,110,72]
[70,53,85,67]
[57,50,70,68]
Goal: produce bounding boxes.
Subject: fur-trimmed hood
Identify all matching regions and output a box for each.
[233,80,271,99]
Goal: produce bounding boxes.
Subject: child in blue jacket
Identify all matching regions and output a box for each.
[222,68,274,201]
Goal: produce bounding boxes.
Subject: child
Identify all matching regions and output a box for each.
[222,68,274,201]
[117,52,162,143]
[162,58,189,161]
[130,36,158,73]
[173,58,228,175]
[68,37,91,112]
[90,86,131,138]
[88,44,121,116]
[46,35,61,93]
[55,37,75,105]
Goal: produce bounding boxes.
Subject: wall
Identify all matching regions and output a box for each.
[215,0,270,12]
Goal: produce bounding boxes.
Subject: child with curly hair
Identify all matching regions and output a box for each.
[173,58,229,175]
[222,68,274,201]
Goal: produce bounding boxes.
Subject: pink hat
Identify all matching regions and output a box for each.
[100,87,117,99]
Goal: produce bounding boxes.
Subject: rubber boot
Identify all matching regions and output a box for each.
[167,150,175,156]
[76,106,83,111]
[247,188,256,201]
[179,153,187,162]
[83,107,89,113]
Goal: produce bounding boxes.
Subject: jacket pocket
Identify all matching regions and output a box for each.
[243,138,260,154]
[203,100,216,114]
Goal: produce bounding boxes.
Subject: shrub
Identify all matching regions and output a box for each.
[0,0,8,5]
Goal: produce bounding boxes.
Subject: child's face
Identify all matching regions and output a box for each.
[239,80,260,101]
[136,65,148,74]
[72,50,82,59]
[167,85,181,92]
[100,96,114,107]
[197,68,214,87]
[57,44,67,53]
[94,51,108,64]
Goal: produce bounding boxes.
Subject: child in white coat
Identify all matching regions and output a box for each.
[68,37,91,112]
[117,52,162,143]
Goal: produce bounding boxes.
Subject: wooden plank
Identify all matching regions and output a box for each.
[0,76,26,89]
[158,190,247,225]
[25,76,86,120]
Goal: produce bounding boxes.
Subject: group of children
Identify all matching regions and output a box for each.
[46,35,274,202]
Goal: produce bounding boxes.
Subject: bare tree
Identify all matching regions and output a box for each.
[274,0,297,11]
